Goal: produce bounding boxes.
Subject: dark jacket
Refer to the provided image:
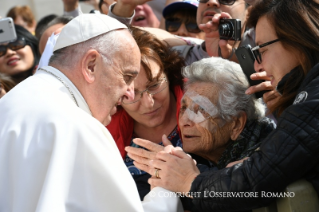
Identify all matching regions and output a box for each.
[190,63,319,212]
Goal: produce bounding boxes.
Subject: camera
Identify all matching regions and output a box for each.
[219,18,241,41]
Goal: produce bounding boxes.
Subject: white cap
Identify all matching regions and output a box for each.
[53,14,127,52]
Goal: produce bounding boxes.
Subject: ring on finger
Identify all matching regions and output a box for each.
[155,168,160,178]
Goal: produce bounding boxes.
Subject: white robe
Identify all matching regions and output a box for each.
[0,66,183,212]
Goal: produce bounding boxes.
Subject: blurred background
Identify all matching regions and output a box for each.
[0,0,94,20]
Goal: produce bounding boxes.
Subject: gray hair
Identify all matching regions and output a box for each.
[49,29,130,69]
[182,57,265,122]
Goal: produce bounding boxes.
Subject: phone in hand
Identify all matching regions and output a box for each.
[0,18,17,44]
[235,45,265,99]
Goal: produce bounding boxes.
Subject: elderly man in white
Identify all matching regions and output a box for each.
[0,14,182,212]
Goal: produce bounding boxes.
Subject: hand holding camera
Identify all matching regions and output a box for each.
[219,18,241,41]
[199,12,241,60]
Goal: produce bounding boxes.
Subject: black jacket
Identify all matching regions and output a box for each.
[190,63,319,212]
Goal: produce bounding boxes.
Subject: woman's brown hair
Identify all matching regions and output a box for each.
[247,0,319,115]
[0,74,16,93]
[129,26,185,93]
[7,6,36,28]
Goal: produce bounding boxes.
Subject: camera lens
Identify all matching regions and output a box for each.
[219,22,234,39]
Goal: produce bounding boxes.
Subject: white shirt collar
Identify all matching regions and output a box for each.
[39,66,92,116]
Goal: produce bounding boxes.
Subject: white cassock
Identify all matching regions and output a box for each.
[0,65,183,212]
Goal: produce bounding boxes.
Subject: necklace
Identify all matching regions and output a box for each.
[39,68,79,107]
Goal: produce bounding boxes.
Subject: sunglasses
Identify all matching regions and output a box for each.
[197,0,236,5]
[251,39,280,64]
[166,19,201,33]
[0,37,27,57]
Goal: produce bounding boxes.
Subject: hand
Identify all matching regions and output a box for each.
[199,12,236,60]
[226,157,249,168]
[245,71,281,107]
[148,148,200,194]
[112,0,151,17]
[125,134,173,174]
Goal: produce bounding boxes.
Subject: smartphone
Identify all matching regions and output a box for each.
[0,18,17,44]
[235,45,265,99]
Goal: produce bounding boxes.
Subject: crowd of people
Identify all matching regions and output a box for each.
[0,0,318,212]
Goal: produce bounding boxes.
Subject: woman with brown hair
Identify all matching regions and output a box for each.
[124,0,319,211]
[106,26,186,200]
[7,5,36,34]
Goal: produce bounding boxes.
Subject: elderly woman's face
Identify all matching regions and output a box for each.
[0,37,34,76]
[179,82,233,161]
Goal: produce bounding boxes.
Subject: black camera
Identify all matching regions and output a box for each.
[219,18,241,41]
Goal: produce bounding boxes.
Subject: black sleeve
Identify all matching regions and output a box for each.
[189,76,319,212]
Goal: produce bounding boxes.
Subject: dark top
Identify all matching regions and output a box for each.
[190,63,319,212]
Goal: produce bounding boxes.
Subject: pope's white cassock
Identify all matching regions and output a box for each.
[0,65,183,212]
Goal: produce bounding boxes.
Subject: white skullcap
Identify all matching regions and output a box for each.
[53,14,127,52]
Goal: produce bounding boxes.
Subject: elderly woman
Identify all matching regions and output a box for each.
[126,56,275,179]
[135,0,319,211]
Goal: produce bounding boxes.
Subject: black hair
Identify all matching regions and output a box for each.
[35,14,58,40]
[12,25,40,83]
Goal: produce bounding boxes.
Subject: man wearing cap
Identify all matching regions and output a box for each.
[0,14,182,212]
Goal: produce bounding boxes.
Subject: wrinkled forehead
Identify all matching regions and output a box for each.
[181,89,218,117]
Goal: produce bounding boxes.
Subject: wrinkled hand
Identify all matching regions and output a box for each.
[125,134,173,174]
[148,148,200,194]
[199,12,236,60]
[245,71,281,107]
[226,157,249,168]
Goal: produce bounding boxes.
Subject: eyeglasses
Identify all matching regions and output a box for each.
[0,37,27,57]
[251,39,280,64]
[122,77,168,104]
[197,0,236,5]
[166,19,201,33]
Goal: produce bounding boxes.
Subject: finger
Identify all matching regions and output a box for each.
[198,21,217,34]
[125,146,156,160]
[133,161,152,174]
[263,90,281,107]
[226,161,236,168]
[148,177,162,189]
[127,152,153,166]
[162,134,173,147]
[171,148,188,159]
[132,138,164,152]
[245,81,273,95]
[193,159,197,165]
[264,92,280,108]
[149,158,168,171]
[263,90,277,102]
[250,71,271,81]
[219,39,234,59]
[266,98,278,109]
[162,145,182,155]
[220,12,232,19]
[211,13,222,25]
